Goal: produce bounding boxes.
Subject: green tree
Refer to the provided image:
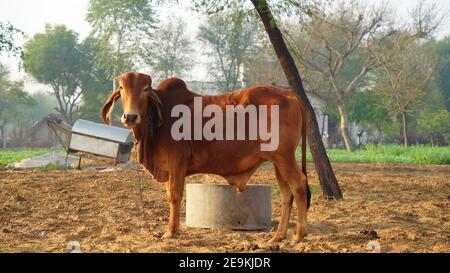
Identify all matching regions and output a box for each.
[198,11,261,91]
[142,16,194,82]
[86,0,157,88]
[22,25,86,124]
[417,109,450,145]
[0,64,35,149]
[78,37,113,121]
[434,36,450,111]
[347,91,391,141]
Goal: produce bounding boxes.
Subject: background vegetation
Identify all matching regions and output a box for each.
[0,0,449,165]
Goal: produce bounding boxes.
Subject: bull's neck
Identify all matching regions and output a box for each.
[132,104,156,176]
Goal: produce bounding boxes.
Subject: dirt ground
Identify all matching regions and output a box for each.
[0,163,449,253]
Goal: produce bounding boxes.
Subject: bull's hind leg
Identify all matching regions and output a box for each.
[163,159,187,239]
[270,165,294,242]
[273,157,308,242]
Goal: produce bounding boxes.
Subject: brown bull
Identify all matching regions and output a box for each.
[101,72,310,242]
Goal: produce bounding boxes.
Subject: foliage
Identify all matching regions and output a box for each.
[0,21,23,56]
[198,11,261,91]
[0,65,36,147]
[86,0,157,80]
[373,33,437,146]
[417,109,450,144]
[22,25,85,123]
[142,16,194,81]
[348,91,389,126]
[285,0,393,152]
[0,66,35,123]
[347,90,392,140]
[78,37,113,121]
[434,36,450,111]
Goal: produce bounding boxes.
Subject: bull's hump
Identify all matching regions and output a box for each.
[157,78,187,91]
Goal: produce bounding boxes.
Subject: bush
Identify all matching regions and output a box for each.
[417,109,450,145]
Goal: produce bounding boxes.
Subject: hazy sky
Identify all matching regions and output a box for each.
[0,0,449,93]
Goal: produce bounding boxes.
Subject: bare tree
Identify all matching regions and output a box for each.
[370,2,443,147]
[410,1,445,39]
[373,33,436,147]
[245,42,287,86]
[286,0,393,152]
[142,17,194,81]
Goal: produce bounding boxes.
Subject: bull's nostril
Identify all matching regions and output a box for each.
[128,114,137,122]
[124,114,138,123]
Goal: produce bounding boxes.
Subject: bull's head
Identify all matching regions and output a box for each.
[101,72,163,129]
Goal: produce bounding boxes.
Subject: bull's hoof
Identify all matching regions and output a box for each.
[293,232,307,242]
[162,231,177,239]
[269,234,286,243]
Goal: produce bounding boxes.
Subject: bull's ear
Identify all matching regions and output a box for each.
[148,90,163,127]
[101,88,121,125]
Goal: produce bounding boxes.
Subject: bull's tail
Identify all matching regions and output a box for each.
[300,101,311,210]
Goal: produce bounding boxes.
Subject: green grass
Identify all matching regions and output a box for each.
[309,184,321,194]
[1,144,449,168]
[297,144,450,165]
[38,163,66,171]
[0,148,53,166]
[272,184,321,197]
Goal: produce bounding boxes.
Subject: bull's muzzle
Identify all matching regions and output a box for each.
[122,113,140,125]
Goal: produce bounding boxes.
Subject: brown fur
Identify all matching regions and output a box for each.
[101,72,309,241]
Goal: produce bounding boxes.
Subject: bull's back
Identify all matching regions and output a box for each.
[186,86,303,175]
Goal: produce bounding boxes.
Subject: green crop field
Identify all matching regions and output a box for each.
[1,145,449,167]
[0,148,53,166]
[298,144,450,165]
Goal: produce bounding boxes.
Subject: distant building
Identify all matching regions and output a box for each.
[28,113,69,148]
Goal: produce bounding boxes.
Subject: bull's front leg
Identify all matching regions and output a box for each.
[162,162,186,239]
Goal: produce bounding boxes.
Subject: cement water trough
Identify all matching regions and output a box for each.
[186,184,272,230]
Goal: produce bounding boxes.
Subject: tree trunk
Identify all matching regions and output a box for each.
[401,112,409,147]
[375,123,384,142]
[0,126,3,149]
[113,67,117,91]
[2,125,6,149]
[337,102,353,152]
[321,103,328,137]
[251,0,343,199]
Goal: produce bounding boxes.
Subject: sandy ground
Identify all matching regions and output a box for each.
[0,163,448,253]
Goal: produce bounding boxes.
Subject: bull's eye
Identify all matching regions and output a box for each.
[144,87,149,92]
